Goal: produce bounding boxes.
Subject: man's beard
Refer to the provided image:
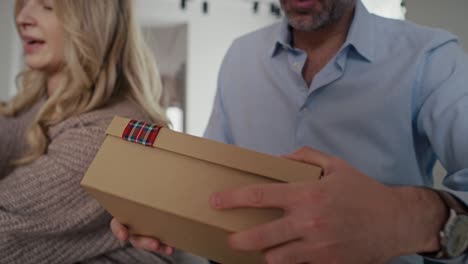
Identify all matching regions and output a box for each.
[282,0,354,31]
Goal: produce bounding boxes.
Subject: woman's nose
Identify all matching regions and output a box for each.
[16,2,37,30]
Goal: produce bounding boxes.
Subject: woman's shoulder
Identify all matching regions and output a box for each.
[86,97,153,124]
[49,98,155,138]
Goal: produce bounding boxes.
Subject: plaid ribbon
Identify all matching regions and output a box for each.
[122,120,161,146]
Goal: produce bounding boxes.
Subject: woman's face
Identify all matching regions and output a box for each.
[16,0,65,73]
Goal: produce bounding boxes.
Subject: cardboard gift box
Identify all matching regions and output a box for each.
[81,116,322,264]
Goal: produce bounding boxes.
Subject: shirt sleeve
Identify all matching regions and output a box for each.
[416,39,468,263]
[203,42,238,144]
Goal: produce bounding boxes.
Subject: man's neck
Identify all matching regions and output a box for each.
[291,3,356,87]
[292,4,356,55]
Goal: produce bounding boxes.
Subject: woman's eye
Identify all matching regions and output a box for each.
[43,5,53,11]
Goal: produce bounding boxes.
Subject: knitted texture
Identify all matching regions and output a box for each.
[0,99,208,264]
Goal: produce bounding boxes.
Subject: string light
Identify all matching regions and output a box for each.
[253,1,259,13]
[202,1,209,14]
[178,0,281,18]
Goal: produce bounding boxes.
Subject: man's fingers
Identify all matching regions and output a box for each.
[284,147,335,175]
[211,183,300,210]
[264,240,310,264]
[229,217,302,251]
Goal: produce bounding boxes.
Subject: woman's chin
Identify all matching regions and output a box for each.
[25,62,58,74]
[25,62,47,72]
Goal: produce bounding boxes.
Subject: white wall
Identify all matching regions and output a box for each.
[0,0,18,101]
[406,0,468,52]
[135,0,279,136]
[361,0,405,19]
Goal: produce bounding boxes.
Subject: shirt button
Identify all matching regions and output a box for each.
[293,62,302,70]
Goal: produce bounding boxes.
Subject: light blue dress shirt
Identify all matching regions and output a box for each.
[204,1,468,263]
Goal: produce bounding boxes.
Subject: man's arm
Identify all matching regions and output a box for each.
[415,38,468,262]
[210,147,449,263]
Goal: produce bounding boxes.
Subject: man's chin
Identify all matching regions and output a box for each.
[288,17,320,31]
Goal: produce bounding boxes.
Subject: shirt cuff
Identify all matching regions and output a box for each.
[421,188,468,262]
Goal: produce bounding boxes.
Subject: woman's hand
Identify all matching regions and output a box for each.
[110,218,175,255]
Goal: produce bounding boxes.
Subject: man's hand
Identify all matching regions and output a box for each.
[209,147,447,264]
[110,218,174,255]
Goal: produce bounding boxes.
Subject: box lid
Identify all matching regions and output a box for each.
[107,117,321,183]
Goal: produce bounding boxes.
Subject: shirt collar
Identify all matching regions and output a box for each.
[270,0,376,63]
[345,0,376,62]
[270,18,292,56]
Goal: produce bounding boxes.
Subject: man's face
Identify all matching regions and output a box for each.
[280,0,355,31]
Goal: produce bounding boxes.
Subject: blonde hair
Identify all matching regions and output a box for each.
[1,0,168,164]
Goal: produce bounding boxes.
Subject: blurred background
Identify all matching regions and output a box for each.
[1,0,467,194]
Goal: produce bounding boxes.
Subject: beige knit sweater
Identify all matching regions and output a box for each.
[0,98,208,264]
